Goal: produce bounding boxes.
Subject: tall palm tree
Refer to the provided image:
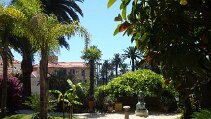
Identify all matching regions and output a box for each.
[40,0,87,49]
[40,0,83,23]
[112,53,123,76]
[101,60,111,84]
[9,36,35,97]
[10,0,44,98]
[28,13,89,119]
[40,0,86,50]
[123,46,142,71]
[81,45,102,100]
[0,5,26,118]
[11,0,88,98]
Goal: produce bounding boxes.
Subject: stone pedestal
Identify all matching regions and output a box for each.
[135,109,148,117]
[123,106,130,119]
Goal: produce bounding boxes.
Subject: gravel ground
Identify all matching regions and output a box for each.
[73,112,181,119]
[17,110,181,119]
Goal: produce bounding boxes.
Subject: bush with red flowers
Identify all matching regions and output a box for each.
[0,76,23,113]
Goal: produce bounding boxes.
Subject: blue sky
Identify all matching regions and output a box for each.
[3,0,133,63]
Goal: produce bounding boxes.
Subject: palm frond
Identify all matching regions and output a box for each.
[60,4,79,21]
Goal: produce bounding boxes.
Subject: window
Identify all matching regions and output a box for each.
[72,69,75,75]
[81,69,85,77]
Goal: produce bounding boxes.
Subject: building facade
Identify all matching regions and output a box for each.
[0,59,21,77]
[31,61,90,94]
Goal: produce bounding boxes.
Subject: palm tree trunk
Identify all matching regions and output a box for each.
[21,52,33,98]
[105,67,108,84]
[89,60,95,99]
[62,100,65,119]
[131,59,135,71]
[69,105,73,119]
[200,80,211,108]
[40,48,49,119]
[183,97,192,119]
[0,46,8,118]
[115,65,118,76]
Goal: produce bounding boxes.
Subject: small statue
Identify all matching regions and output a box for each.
[136,91,146,110]
[135,91,148,117]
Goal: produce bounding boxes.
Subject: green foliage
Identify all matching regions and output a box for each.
[2,114,79,119]
[24,94,56,113]
[94,85,108,111]
[3,114,32,119]
[96,69,178,111]
[50,80,82,106]
[12,0,42,18]
[107,0,116,8]
[108,0,211,117]
[81,45,102,62]
[192,109,211,119]
[50,79,83,119]
[123,46,142,71]
[107,69,164,97]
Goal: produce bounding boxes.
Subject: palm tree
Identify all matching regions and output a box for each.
[81,45,102,100]
[0,5,26,118]
[9,36,35,97]
[120,63,128,74]
[28,13,89,119]
[10,0,88,98]
[112,53,123,76]
[40,0,87,49]
[123,46,142,71]
[101,60,111,84]
[9,0,44,98]
[40,0,83,23]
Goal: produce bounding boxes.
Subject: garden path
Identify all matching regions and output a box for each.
[17,110,181,119]
[73,112,181,119]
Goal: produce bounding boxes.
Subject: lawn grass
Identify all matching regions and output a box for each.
[3,114,32,119]
[3,114,80,119]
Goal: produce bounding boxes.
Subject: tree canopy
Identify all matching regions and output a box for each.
[108,0,211,118]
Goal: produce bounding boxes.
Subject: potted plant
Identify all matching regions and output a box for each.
[87,95,95,112]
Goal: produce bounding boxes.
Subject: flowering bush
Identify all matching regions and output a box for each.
[0,76,23,112]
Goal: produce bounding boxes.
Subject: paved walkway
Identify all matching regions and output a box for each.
[73,112,181,119]
[17,110,181,119]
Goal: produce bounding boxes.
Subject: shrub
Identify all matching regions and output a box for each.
[95,69,178,111]
[192,108,211,119]
[0,76,23,113]
[24,94,56,113]
[94,85,108,111]
[106,69,164,97]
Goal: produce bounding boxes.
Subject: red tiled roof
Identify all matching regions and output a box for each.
[0,59,21,65]
[34,62,88,68]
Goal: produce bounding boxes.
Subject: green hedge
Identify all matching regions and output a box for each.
[106,69,164,97]
[95,69,178,111]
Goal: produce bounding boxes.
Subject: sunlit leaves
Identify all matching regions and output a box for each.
[81,45,102,62]
[12,0,42,18]
[28,13,90,53]
[122,7,127,20]
[180,0,188,5]
[0,6,27,38]
[113,24,121,36]
[107,0,117,8]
